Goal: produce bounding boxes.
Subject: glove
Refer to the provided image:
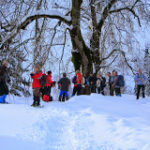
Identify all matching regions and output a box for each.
[52,81,56,87]
[30,73,34,76]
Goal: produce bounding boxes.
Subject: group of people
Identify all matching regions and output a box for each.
[0,61,148,106]
[29,64,147,107]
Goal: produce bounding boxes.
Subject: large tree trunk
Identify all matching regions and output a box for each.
[70,0,93,77]
[89,0,118,73]
[90,0,101,73]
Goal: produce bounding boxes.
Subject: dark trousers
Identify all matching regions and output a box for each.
[136,85,145,99]
[90,84,96,93]
[111,87,121,96]
[97,87,105,95]
[42,86,51,96]
[42,86,52,101]
[109,85,114,96]
[33,88,40,105]
[46,86,51,96]
[72,84,82,96]
[115,88,121,96]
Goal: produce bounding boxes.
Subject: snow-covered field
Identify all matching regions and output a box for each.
[0,94,150,150]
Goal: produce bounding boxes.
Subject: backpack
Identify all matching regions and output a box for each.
[118,75,125,87]
[40,74,47,87]
[96,79,101,87]
[43,94,49,102]
[72,76,77,84]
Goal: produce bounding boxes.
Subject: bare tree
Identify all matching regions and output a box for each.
[0,0,150,78]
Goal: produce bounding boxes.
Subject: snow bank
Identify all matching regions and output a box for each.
[0,94,150,150]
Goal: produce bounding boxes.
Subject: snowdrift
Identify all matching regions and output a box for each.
[0,94,150,150]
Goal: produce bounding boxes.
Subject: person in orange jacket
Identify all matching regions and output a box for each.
[72,70,83,96]
[30,64,42,107]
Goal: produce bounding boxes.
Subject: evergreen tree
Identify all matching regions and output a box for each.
[0,28,30,97]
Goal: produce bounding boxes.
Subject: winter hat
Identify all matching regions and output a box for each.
[47,71,52,75]
[63,73,67,77]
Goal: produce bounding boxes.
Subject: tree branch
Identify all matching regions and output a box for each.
[101,49,118,62]
[100,55,118,68]
[18,11,72,31]
[97,0,117,31]
[0,10,72,50]
[109,0,141,26]
[101,49,135,74]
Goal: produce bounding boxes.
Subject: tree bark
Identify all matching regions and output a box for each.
[90,0,101,73]
[90,0,118,73]
[70,0,92,77]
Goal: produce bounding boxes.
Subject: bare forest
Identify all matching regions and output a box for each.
[0,0,150,96]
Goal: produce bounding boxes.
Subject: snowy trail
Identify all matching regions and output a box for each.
[0,94,150,150]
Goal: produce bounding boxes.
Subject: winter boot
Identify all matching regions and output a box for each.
[66,96,69,101]
[143,93,145,98]
[35,96,40,106]
[59,96,62,102]
[62,95,65,102]
[31,96,36,107]
[62,93,66,102]
[136,95,139,100]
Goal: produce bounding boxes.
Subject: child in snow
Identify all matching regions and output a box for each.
[30,64,42,107]
[0,60,10,103]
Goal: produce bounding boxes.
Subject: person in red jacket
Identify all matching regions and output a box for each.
[30,65,42,107]
[45,71,54,87]
[43,71,55,102]
[72,70,83,96]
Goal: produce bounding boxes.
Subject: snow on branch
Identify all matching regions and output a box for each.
[18,10,72,30]
[97,0,117,30]
[71,49,80,53]
[109,0,141,26]
[109,7,141,27]
[101,49,135,74]
[0,10,72,50]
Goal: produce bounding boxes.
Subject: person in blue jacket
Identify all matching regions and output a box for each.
[134,69,147,100]
[0,60,10,103]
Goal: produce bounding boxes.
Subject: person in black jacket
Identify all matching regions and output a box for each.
[111,70,121,96]
[96,74,106,95]
[0,60,10,103]
[58,73,70,102]
[107,72,113,96]
[88,73,97,93]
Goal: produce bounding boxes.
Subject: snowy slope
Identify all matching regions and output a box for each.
[0,94,150,150]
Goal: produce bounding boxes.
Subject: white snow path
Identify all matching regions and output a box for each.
[0,94,150,150]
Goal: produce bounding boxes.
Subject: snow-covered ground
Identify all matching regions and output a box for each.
[0,94,150,150]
